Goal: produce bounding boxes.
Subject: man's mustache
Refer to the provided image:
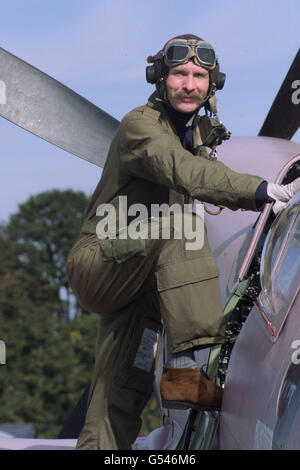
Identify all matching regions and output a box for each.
[175,91,206,100]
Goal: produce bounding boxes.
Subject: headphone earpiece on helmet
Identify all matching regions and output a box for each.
[216,72,226,90]
[145,64,157,84]
[210,62,226,90]
[146,53,167,85]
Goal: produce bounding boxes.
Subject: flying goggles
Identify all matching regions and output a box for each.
[163,39,217,70]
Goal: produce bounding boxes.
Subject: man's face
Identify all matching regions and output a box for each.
[166,61,210,113]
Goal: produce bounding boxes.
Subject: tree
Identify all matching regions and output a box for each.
[4,189,90,320]
[0,189,162,438]
[0,189,98,437]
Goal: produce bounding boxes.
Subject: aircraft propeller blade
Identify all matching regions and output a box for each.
[258,49,300,140]
[0,47,120,167]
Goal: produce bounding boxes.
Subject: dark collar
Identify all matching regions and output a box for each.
[163,102,195,129]
[147,91,198,126]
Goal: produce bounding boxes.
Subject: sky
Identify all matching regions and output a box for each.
[0,0,299,222]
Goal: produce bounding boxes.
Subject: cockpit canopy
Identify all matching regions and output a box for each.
[260,192,300,328]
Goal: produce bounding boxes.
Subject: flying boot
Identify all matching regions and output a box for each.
[160,350,223,411]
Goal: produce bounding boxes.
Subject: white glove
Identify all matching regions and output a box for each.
[267,177,300,215]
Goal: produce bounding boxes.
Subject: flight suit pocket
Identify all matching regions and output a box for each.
[156,256,225,352]
[111,315,162,416]
[99,237,147,264]
[156,255,220,291]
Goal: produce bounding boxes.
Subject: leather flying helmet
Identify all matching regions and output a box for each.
[146,34,226,106]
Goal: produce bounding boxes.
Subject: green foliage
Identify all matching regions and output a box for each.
[0,189,98,437]
[2,189,89,320]
[140,394,163,437]
[0,306,98,437]
[0,189,161,439]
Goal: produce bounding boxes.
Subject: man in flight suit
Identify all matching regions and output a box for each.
[67,34,300,450]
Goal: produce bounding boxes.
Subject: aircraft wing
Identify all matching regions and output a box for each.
[0,47,119,168]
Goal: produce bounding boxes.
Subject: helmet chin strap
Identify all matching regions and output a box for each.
[204,85,218,117]
[207,94,218,116]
